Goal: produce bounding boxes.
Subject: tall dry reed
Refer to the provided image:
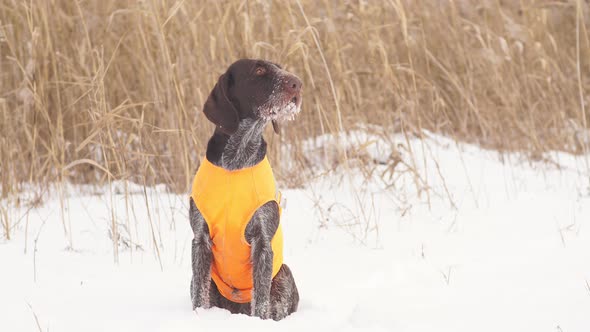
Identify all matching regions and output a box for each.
[1,0,589,199]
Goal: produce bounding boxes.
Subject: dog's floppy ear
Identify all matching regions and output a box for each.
[203,73,239,135]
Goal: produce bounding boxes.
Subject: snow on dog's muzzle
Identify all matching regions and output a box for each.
[259,71,302,134]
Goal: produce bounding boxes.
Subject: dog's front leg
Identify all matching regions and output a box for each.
[190,198,213,310]
[245,201,280,320]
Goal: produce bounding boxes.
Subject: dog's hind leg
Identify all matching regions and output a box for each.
[190,198,213,310]
[269,264,299,320]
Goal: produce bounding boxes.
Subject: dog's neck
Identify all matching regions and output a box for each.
[206,118,268,171]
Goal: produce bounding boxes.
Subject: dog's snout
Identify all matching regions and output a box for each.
[284,75,302,94]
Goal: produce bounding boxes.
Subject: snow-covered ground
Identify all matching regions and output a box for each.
[2,133,590,332]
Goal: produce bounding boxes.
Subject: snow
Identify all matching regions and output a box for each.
[2,133,590,332]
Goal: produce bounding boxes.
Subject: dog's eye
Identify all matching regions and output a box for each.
[255,67,267,76]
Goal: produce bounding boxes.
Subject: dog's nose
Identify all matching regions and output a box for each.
[284,75,302,94]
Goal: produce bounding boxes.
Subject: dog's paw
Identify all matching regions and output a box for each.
[271,307,289,321]
[193,301,211,311]
[252,302,271,320]
[192,296,211,311]
[256,309,271,320]
[190,278,211,310]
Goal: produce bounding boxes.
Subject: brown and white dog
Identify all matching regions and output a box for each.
[190,59,301,320]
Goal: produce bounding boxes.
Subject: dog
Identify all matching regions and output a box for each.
[190,59,302,320]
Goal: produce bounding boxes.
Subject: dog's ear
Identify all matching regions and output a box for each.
[203,73,239,135]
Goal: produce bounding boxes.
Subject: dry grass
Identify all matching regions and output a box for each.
[1,0,590,199]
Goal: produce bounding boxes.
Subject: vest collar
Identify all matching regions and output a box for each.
[200,156,271,176]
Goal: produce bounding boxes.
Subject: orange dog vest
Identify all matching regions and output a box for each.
[190,156,283,303]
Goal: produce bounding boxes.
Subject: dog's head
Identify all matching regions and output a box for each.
[203,59,303,135]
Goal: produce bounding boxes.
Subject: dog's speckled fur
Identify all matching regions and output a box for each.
[190,59,300,320]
